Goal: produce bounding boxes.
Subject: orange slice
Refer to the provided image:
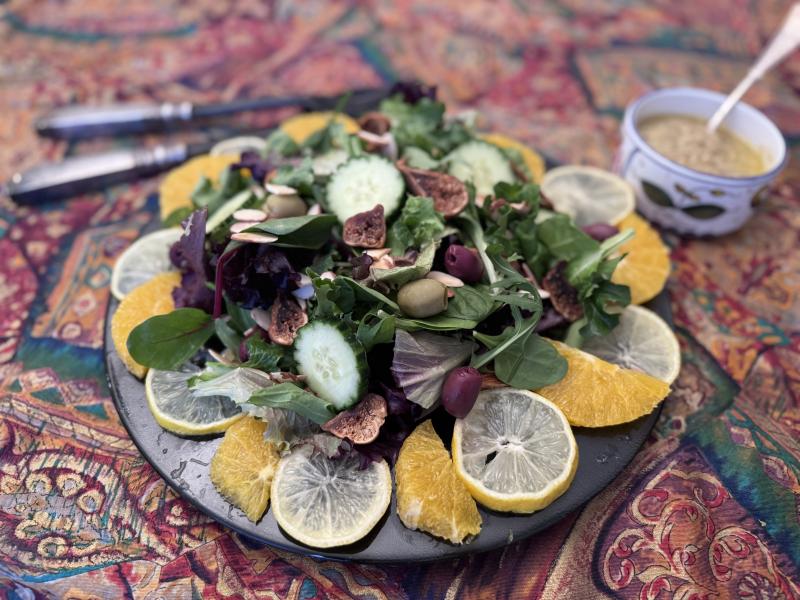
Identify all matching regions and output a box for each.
[210,416,280,522]
[110,271,181,378]
[395,420,481,543]
[612,213,671,305]
[537,341,670,427]
[279,111,360,144]
[158,154,238,221]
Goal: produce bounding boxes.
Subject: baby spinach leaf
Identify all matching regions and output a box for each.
[248,383,336,424]
[246,214,337,249]
[127,308,215,370]
[214,318,243,357]
[338,276,400,311]
[393,314,479,332]
[537,214,598,261]
[444,285,495,322]
[493,333,567,389]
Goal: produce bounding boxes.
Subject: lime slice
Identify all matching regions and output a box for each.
[452,388,578,513]
[145,366,243,436]
[110,228,182,301]
[270,444,391,548]
[541,165,635,226]
[580,305,680,384]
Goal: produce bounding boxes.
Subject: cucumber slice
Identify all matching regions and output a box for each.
[445,140,515,197]
[294,320,368,410]
[326,156,405,223]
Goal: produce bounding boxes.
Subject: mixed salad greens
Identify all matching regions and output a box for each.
[121,84,647,542]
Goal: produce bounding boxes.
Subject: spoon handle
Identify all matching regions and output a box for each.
[707,2,800,132]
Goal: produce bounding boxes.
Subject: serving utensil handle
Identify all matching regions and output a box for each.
[6,144,189,205]
[707,2,800,132]
[36,103,195,140]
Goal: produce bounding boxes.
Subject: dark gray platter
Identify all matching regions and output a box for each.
[105,293,669,563]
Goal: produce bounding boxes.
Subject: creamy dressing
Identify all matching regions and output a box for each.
[638,114,765,177]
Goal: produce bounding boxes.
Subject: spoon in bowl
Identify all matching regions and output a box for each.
[706,2,800,133]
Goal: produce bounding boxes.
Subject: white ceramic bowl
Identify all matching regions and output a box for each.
[617,87,787,236]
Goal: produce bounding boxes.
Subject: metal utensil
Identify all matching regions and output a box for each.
[36,86,391,140]
[706,2,800,133]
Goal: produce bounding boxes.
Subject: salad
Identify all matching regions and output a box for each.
[110,82,677,548]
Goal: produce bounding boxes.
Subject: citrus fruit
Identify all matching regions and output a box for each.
[541,165,635,226]
[452,389,578,513]
[279,111,360,144]
[210,416,280,522]
[270,444,391,548]
[537,341,670,427]
[580,305,681,384]
[145,366,243,436]
[210,136,268,157]
[611,212,671,305]
[110,271,181,378]
[158,154,238,221]
[110,228,182,301]
[480,132,546,183]
[395,420,481,543]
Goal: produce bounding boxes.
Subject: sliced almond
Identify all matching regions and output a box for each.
[426,270,465,288]
[320,271,336,281]
[306,203,322,216]
[357,130,392,146]
[365,248,392,260]
[233,208,268,222]
[250,307,272,331]
[231,232,278,244]
[265,182,298,196]
[230,221,261,234]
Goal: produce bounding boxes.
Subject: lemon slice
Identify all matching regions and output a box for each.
[210,416,280,522]
[452,389,578,513]
[580,305,680,384]
[270,444,391,548]
[110,228,182,301]
[541,165,635,226]
[145,367,243,436]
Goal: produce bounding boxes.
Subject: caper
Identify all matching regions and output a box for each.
[397,279,448,318]
[264,193,308,218]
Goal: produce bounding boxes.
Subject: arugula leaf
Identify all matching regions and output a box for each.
[387,197,445,254]
[393,313,479,332]
[371,242,437,288]
[214,318,243,357]
[443,285,496,322]
[242,336,286,371]
[127,308,215,370]
[357,313,396,351]
[263,129,300,157]
[493,333,567,389]
[248,383,336,424]
[271,157,315,196]
[580,281,631,338]
[471,306,537,369]
[246,214,337,249]
[338,276,400,311]
[191,167,250,216]
[565,228,634,287]
[311,275,356,319]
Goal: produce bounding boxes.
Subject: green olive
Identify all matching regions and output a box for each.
[264,194,307,218]
[397,279,448,318]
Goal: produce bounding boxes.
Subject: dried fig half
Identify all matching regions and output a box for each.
[397,164,469,217]
[321,393,388,444]
[268,294,308,345]
[343,204,386,249]
[541,261,584,321]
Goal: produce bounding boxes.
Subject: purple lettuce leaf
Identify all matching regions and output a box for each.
[170,208,214,312]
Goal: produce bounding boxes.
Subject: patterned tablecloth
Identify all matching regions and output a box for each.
[1,1,799,598]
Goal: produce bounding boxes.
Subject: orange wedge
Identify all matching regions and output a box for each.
[110,271,181,378]
[158,154,238,221]
[480,132,546,183]
[395,420,481,543]
[612,213,670,305]
[279,111,360,144]
[537,341,670,427]
[210,417,280,522]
